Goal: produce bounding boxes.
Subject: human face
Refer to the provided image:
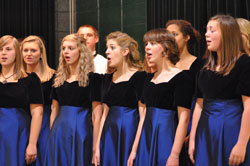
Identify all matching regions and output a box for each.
[145,41,164,67]
[0,41,16,67]
[205,20,221,52]
[22,42,41,66]
[62,40,80,66]
[78,27,99,52]
[167,24,188,51]
[105,39,123,68]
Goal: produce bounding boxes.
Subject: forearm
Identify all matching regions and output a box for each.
[29,105,43,145]
[92,102,103,152]
[131,103,146,153]
[171,111,189,156]
[189,99,203,141]
[95,105,109,149]
[50,100,59,129]
[237,112,250,146]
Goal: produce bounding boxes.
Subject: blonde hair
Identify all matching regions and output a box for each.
[236,18,250,54]
[53,33,94,87]
[21,35,54,82]
[0,35,26,79]
[106,31,143,71]
[205,15,244,76]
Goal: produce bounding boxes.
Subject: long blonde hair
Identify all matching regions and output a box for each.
[53,33,94,87]
[21,35,54,82]
[0,35,26,79]
[106,31,143,71]
[236,18,250,54]
[205,15,244,76]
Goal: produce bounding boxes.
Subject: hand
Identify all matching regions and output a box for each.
[166,153,179,166]
[188,139,195,164]
[229,143,246,166]
[25,143,37,164]
[94,148,100,166]
[127,151,136,166]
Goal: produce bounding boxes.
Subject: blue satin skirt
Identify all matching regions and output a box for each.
[0,107,31,166]
[44,106,93,166]
[100,106,139,166]
[136,107,185,166]
[36,105,51,166]
[195,99,250,166]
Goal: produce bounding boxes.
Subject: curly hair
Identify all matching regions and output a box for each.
[166,19,201,53]
[106,31,143,71]
[143,28,180,65]
[0,35,26,79]
[53,33,94,87]
[21,35,54,82]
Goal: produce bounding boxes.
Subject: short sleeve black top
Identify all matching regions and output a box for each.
[196,54,250,99]
[0,72,43,111]
[184,58,205,82]
[42,74,55,105]
[51,72,102,108]
[142,71,193,110]
[102,71,147,108]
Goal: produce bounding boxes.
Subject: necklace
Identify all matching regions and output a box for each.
[1,73,15,84]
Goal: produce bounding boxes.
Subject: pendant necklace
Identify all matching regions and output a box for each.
[1,73,15,84]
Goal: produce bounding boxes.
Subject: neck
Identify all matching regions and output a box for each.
[156,58,174,73]
[179,46,191,60]
[26,63,42,75]
[115,60,131,76]
[69,63,79,76]
[1,64,15,76]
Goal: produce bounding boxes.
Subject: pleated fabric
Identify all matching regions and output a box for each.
[136,107,186,166]
[0,108,31,166]
[36,105,51,166]
[195,99,250,166]
[44,106,92,166]
[100,106,139,166]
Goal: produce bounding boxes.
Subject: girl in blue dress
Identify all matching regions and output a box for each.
[21,35,55,166]
[189,15,250,166]
[94,31,145,166]
[44,33,102,166]
[0,35,43,166]
[129,28,193,166]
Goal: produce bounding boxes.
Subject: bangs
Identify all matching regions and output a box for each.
[143,28,170,44]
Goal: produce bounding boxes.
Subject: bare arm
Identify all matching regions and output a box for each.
[50,99,59,129]
[166,106,190,166]
[127,101,146,166]
[188,98,203,164]
[92,102,103,160]
[229,95,250,165]
[94,104,109,166]
[25,104,43,164]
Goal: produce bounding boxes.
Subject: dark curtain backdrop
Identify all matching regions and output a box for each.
[0,0,55,68]
[147,0,250,57]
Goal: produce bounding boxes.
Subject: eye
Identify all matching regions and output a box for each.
[110,46,115,50]
[87,33,93,37]
[172,32,178,37]
[6,47,12,51]
[62,47,66,51]
[31,49,37,53]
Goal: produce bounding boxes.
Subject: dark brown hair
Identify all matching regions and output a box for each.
[166,19,201,53]
[144,28,180,65]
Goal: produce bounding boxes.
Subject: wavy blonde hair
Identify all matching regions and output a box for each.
[106,31,143,71]
[21,35,55,82]
[236,18,250,54]
[53,33,94,87]
[0,35,26,79]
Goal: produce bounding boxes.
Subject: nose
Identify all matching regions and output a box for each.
[105,48,109,55]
